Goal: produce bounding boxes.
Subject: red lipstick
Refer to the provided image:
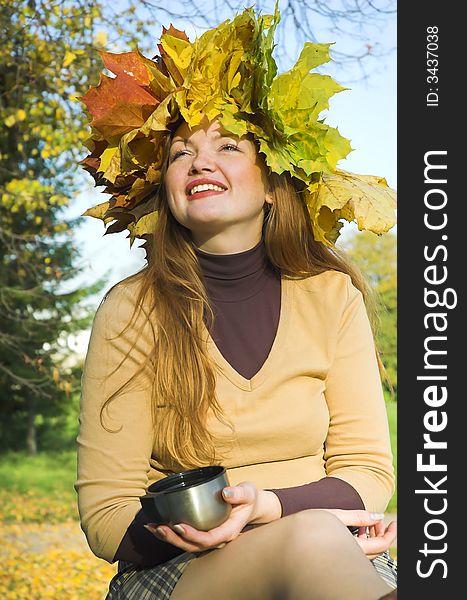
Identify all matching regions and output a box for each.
[186,178,227,200]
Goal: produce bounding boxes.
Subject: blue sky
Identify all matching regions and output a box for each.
[70,7,396,301]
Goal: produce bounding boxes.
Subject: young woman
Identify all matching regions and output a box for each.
[76,7,397,599]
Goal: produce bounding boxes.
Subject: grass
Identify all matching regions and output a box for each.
[0,451,78,523]
[0,450,76,494]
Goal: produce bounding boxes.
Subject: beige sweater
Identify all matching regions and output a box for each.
[75,270,395,563]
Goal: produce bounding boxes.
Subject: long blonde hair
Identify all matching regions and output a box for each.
[101,145,377,472]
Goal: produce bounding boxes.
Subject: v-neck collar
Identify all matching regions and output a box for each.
[205,277,291,391]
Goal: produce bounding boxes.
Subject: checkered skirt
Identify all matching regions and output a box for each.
[105,549,397,599]
[373,551,398,589]
[105,551,198,600]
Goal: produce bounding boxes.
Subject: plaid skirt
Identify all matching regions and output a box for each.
[105,550,397,599]
[373,551,398,588]
[105,552,199,600]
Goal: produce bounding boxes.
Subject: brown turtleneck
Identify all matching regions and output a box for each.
[195,239,281,380]
[113,240,364,566]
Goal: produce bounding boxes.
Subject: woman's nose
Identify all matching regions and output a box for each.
[188,149,216,174]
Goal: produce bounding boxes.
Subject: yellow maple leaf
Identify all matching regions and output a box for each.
[82,201,113,224]
[97,144,120,181]
[308,169,397,245]
[127,211,158,244]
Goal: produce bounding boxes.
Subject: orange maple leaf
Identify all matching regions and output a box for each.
[80,73,159,138]
[161,24,189,42]
[99,50,154,86]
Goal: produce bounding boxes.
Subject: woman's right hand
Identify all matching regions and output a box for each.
[322,508,397,560]
[144,482,275,553]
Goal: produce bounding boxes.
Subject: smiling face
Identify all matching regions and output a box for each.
[164,118,272,253]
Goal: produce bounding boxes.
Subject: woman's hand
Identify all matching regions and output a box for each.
[144,481,281,553]
[323,508,397,560]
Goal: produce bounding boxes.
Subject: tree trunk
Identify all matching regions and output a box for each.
[26,402,37,455]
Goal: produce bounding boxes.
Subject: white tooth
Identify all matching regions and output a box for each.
[190,183,225,195]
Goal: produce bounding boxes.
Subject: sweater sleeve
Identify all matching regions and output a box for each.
[75,281,162,564]
[113,508,185,566]
[268,476,364,517]
[319,275,395,512]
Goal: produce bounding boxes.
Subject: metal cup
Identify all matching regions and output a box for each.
[140,465,232,531]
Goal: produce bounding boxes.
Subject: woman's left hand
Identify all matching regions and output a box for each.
[355,519,397,560]
[323,509,397,560]
[145,481,278,553]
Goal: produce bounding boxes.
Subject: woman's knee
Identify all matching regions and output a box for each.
[287,508,349,536]
[280,509,354,558]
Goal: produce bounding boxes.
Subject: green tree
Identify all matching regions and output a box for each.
[342,230,397,397]
[0,0,152,453]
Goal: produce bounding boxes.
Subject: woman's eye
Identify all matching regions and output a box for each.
[220,144,239,152]
[170,149,189,161]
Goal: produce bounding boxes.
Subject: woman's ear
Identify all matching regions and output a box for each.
[265,192,273,205]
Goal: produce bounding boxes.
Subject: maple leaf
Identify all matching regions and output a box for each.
[105,213,134,235]
[307,170,397,245]
[99,50,155,86]
[80,73,159,138]
[139,95,177,135]
[128,211,158,245]
[79,155,100,174]
[97,143,120,183]
[120,136,157,172]
[161,24,190,42]
[82,200,113,224]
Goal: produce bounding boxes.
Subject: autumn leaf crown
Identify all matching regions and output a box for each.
[79,4,396,247]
